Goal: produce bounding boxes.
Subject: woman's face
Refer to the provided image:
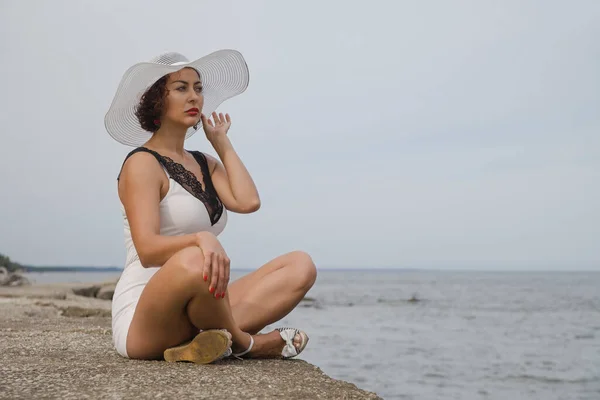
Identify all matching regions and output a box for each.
[162,67,203,128]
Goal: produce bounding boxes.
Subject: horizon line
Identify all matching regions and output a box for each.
[23,266,600,272]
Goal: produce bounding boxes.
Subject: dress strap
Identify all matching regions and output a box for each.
[117,147,166,181]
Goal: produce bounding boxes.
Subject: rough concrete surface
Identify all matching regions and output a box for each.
[0,284,382,400]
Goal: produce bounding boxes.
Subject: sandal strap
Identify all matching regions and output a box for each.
[277,327,302,358]
[233,333,254,358]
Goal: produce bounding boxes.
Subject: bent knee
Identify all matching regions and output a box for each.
[172,246,205,280]
[289,250,317,288]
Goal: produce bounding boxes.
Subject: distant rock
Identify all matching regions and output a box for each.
[72,282,116,301]
[408,293,420,303]
[0,267,31,287]
[96,285,115,300]
[300,296,323,309]
[377,293,423,305]
[60,305,112,318]
[72,285,101,298]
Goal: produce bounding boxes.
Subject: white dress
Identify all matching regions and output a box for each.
[111,147,227,358]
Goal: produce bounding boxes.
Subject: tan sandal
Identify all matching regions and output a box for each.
[164,329,232,364]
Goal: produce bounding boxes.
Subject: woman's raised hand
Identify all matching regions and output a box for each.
[201,112,231,143]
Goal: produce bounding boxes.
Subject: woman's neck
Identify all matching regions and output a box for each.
[145,123,188,158]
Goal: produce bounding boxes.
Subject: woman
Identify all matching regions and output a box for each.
[104,50,316,363]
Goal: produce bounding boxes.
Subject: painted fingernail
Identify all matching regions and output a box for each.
[221,293,226,298]
[203,275,207,281]
[209,286,215,293]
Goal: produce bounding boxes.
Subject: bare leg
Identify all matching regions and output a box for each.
[227,251,317,334]
[125,247,316,360]
[186,250,317,356]
[125,246,241,359]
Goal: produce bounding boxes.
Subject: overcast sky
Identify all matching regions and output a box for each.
[1,0,598,270]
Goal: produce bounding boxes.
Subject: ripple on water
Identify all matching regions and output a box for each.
[574,333,595,340]
[502,374,600,384]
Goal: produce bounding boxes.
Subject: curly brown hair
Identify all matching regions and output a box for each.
[134,75,169,133]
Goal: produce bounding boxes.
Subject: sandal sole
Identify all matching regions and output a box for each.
[163,330,230,364]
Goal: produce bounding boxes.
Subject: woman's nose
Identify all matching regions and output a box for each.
[189,89,201,102]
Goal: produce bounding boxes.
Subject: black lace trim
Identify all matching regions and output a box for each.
[118,147,223,226]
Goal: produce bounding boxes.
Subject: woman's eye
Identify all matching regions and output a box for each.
[177,86,186,91]
[195,87,203,93]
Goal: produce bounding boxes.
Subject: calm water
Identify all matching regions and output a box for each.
[25,269,600,400]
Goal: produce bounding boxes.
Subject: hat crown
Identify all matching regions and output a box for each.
[150,52,189,66]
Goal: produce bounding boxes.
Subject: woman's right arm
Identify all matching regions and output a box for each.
[118,152,199,268]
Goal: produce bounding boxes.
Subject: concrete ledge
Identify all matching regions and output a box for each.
[0,285,382,399]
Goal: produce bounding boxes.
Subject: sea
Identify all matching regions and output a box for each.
[23,269,600,400]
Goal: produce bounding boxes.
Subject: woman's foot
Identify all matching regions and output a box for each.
[164,329,233,364]
[232,328,309,359]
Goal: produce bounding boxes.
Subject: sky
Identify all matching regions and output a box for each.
[0,0,598,270]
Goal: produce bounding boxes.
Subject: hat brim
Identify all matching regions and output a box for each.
[104,49,249,147]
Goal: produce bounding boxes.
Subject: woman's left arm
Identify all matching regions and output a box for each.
[201,112,260,213]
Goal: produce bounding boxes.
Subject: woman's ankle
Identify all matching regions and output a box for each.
[231,331,253,354]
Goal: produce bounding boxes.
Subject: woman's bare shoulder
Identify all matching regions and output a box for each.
[118,149,164,184]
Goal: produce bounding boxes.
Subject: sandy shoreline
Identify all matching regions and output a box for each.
[0,283,381,400]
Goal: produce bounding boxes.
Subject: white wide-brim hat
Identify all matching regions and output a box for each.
[104,49,249,147]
